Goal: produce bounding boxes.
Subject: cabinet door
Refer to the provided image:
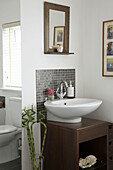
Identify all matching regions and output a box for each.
[42,124,78,170]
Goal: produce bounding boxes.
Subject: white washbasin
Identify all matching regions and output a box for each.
[44,98,102,123]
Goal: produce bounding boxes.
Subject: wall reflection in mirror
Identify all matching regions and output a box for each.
[49,9,65,50]
[0,0,22,169]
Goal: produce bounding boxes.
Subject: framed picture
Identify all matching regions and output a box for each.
[54,26,65,48]
[103,20,113,76]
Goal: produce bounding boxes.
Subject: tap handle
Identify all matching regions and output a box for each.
[56,87,60,98]
[60,83,63,91]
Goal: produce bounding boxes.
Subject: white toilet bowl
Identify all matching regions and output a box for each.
[0,125,21,163]
[0,97,22,163]
[0,125,20,147]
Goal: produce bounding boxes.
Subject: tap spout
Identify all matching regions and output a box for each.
[56,81,68,99]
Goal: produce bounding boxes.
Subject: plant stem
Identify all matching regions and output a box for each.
[22,105,47,170]
[38,108,47,170]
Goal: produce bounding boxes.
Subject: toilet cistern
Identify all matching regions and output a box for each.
[56,80,68,99]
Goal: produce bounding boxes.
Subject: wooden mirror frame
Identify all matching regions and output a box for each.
[44,2,70,54]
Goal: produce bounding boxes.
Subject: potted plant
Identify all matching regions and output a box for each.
[22,105,47,170]
[46,88,54,101]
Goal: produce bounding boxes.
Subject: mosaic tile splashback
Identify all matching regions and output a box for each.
[36,69,75,120]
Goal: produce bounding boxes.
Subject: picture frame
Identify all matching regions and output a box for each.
[103,20,113,77]
[54,26,65,48]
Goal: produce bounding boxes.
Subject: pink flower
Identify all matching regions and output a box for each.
[46,89,54,96]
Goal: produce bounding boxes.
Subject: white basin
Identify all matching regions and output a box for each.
[44,98,102,123]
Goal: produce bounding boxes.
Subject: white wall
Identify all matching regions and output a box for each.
[21,0,84,169]
[0,0,21,124]
[21,0,113,169]
[82,0,113,122]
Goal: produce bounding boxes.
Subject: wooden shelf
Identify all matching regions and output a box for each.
[44,52,74,55]
[79,162,107,170]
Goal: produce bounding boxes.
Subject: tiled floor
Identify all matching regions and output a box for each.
[0,157,21,170]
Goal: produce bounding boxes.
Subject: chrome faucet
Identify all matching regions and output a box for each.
[56,81,68,99]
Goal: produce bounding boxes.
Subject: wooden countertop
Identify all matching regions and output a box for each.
[46,118,108,131]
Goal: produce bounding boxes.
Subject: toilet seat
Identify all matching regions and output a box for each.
[0,125,17,134]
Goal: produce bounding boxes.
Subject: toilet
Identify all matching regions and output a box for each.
[0,97,22,163]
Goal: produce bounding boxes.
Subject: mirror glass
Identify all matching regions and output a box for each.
[0,0,22,169]
[49,9,65,48]
[44,2,70,53]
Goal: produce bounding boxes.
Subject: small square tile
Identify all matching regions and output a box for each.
[36,69,76,120]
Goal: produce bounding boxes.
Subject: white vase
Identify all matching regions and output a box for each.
[51,95,54,101]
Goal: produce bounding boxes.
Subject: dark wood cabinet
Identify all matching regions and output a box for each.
[108,124,113,170]
[41,118,111,170]
[108,124,113,140]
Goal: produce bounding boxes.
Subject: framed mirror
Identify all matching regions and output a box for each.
[44,2,72,54]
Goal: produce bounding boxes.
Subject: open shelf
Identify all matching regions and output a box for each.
[79,136,107,170]
[79,163,107,170]
[44,52,74,55]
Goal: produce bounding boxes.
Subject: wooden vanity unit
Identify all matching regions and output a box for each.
[108,123,113,170]
[41,118,113,170]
